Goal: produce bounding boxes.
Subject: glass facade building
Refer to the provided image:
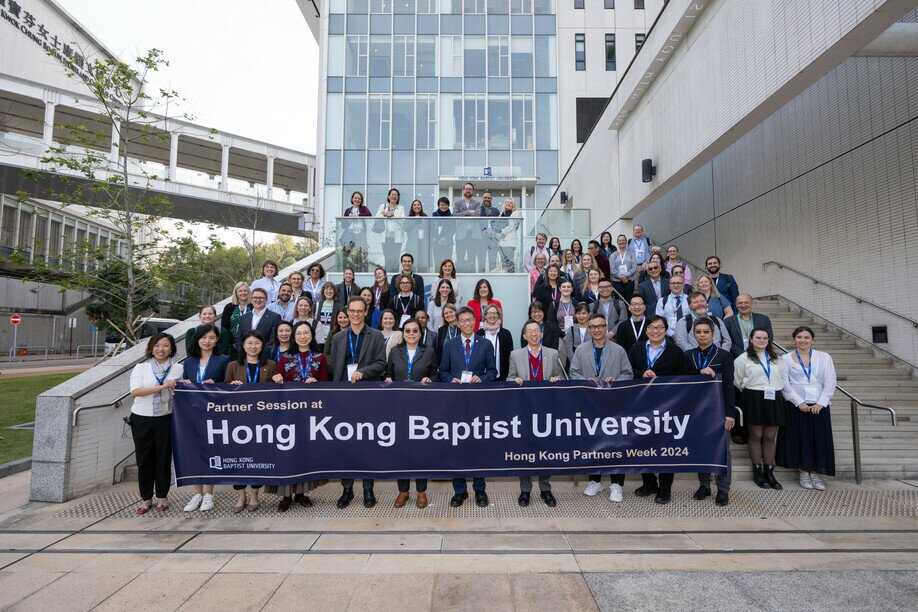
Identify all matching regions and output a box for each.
[320,0,559,226]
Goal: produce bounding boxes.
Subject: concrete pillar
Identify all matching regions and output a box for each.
[521,186,527,209]
[266,156,274,200]
[109,119,119,163]
[42,101,55,145]
[169,132,179,181]
[220,144,230,190]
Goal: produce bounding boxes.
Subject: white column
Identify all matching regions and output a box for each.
[169,133,179,181]
[220,144,230,190]
[42,102,55,145]
[109,119,119,163]
[521,186,527,209]
[265,156,274,200]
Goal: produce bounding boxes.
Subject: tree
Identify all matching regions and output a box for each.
[19,48,186,344]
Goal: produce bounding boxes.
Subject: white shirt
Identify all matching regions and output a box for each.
[129,360,183,417]
[781,350,837,407]
[734,352,787,391]
[251,307,267,330]
[484,329,500,377]
[251,277,279,304]
[656,293,688,336]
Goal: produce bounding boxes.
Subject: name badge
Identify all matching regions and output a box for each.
[763,386,776,400]
[347,363,359,380]
[743,339,749,350]
[460,370,473,383]
[564,315,574,330]
[618,265,628,276]
[399,314,411,328]
[804,383,820,403]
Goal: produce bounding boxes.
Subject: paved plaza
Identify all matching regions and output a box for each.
[0,471,916,610]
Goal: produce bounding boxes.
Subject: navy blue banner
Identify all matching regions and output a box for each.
[171,377,729,486]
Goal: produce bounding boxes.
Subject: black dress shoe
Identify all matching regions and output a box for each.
[715,490,729,506]
[363,489,377,508]
[450,491,468,507]
[693,485,711,500]
[654,489,672,504]
[634,484,658,497]
[540,491,557,507]
[475,490,489,507]
[518,491,530,507]
[336,487,354,509]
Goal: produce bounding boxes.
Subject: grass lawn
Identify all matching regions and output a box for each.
[0,373,77,465]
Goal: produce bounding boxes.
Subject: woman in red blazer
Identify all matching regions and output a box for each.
[466,278,502,330]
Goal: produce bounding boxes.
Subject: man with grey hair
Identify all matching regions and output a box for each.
[627,224,653,265]
[674,292,732,352]
[724,294,774,357]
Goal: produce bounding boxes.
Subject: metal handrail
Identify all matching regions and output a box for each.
[773,340,898,484]
[71,356,187,426]
[75,344,105,359]
[7,345,49,366]
[764,261,918,329]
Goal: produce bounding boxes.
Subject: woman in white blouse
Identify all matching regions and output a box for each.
[128,333,183,515]
[376,187,406,271]
[427,278,457,331]
[734,328,788,491]
[777,326,838,490]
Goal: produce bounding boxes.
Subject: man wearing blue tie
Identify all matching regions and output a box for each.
[439,306,498,507]
[655,275,688,336]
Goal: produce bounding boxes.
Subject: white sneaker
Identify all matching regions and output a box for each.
[199,494,214,511]
[583,481,604,496]
[811,474,826,490]
[609,484,623,503]
[799,471,814,490]
[183,494,203,512]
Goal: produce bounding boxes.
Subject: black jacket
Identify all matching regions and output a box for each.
[615,317,649,354]
[684,345,737,418]
[385,343,439,382]
[628,340,689,378]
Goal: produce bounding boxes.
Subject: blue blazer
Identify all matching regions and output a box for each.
[183,354,230,383]
[715,273,740,310]
[439,335,498,382]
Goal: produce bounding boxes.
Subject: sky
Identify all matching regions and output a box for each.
[56,0,319,153]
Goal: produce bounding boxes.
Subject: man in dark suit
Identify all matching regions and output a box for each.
[329,295,387,509]
[452,182,480,272]
[390,253,425,306]
[637,259,669,315]
[615,294,649,353]
[476,191,501,272]
[723,294,774,358]
[705,256,740,311]
[439,306,498,508]
[234,288,281,355]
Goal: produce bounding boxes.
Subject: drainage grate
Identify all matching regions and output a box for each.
[51,484,918,520]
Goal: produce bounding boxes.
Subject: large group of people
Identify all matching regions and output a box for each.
[128,195,838,515]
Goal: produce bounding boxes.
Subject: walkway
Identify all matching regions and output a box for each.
[0,472,916,610]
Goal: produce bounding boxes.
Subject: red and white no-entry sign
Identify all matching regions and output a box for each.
[10,314,21,326]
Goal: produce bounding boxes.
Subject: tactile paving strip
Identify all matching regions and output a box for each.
[51,485,918,520]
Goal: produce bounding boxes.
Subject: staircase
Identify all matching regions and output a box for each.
[732,297,918,481]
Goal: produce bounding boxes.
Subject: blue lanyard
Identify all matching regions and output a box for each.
[795,350,812,381]
[646,341,666,368]
[153,363,170,385]
[446,326,458,340]
[196,361,207,383]
[246,364,259,384]
[274,347,281,362]
[348,329,359,364]
[405,347,417,379]
[463,337,474,370]
[297,351,313,379]
[758,356,772,381]
[593,344,604,374]
[695,346,717,370]
[529,349,543,380]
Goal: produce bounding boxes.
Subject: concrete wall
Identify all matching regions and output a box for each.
[635,55,918,366]
[0,277,97,355]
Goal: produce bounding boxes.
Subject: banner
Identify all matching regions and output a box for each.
[171,377,729,486]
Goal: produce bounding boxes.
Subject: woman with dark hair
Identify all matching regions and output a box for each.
[324,309,351,358]
[225,330,278,512]
[342,190,372,270]
[376,187,405,270]
[548,236,562,258]
[565,302,592,359]
[476,304,513,382]
[777,326,837,491]
[385,317,437,508]
[304,262,327,305]
[431,197,455,268]
[664,245,693,286]
[436,258,462,303]
[378,308,404,359]
[358,286,380,329]
[371,267,391,318]
[534,264,562,311]
[128,333,182,514]
[336,267,359,306]
[251,259,281,304]
[314,281,342,351]
[467,278,502,330]
[435,303,460,362]
[734,327,788,490]
[271,321,294,363]
[269,321,328,511]
[569,239,585,265]
[427,278,456,331]
[185,304,231,355]
[548,279,578,331]
[599,231,615,260]
[404,199,428,270]
[181,324,229,513]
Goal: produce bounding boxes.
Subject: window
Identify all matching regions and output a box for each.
[488,35,509,76]
[575,97,606,143]
[370,0,392,12]
[392,96,414,149]
[463,94,486,149]
[511,94,533,149]
[344,95,368,148]
[635,33,645,51]
[368,95,391,149]
[416,94,437,149]
[417,36,436,76]
[511,37,533,76]
[605,34,616,71]
[511,0,532,11]
[574,0,583,7]
[393,35,415,76]
[439,36,463,77]
[574,34,585,71]
[488,0,510,12]
[604,0,613,7]
[464,36,486,77]
[464,0,485,12]
[417,0,437,11]
[634,0,644,8]
[346,35,368,76]
[369,36,391,76]
[488,96,510,149]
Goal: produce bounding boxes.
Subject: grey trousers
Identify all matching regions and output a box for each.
[698,450,732,491]
[519,475,551,492]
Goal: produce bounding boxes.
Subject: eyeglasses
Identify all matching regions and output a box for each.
[646,325,666,331]
[404,328,420,334]
[252,295,266,301]
[587,324,607,331]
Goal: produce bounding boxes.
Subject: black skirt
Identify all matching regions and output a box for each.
[776,402,836,475]
[740,388,787,427]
